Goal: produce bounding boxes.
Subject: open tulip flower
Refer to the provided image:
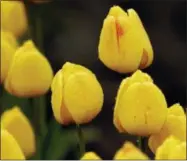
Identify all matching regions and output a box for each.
[114,142,149,160]
[4,40,54,97]
[98,6,153,73]
[51,62,104,125]
[1,1,27,38]
[148,103,186,153]
[81,152,102,160]
[1,129,25,160]
[113,70,168,136]
[1,106,36,157]
[1,31,18,83]
[155,135,186,159]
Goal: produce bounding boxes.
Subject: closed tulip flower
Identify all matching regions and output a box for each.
[1,129,25,160]
[98,6,153,73]
[4,40,53,97]
[148,103,186,153]
[1,106,35,157]
[114,142,149,159]
[155,135,186,159]
[1,31,18,83]
[113,70,167,136]
[81,152,102,160]
[1,1,27,38]
[51,62,103,125]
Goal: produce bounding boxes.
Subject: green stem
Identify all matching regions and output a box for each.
[32,96,47,136]
[137,136,143,150]
[77,125,85,157]
[35,15,44,53]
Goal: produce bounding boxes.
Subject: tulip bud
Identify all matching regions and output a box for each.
[1,1,27,38]
[4,40,53,97]
[1,129,25,160]
[113,70,167,136]
[98,6,153,73]
[1,106,36,157]
[51,62,104,125]
[114,141,149,159]
[1,31,18,83]
[81,152,102,160]
[148,103,186,153]
[155,135,186,159]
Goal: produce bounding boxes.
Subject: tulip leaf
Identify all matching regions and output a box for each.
[43,119,101,160]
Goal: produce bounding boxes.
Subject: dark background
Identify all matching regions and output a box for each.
[25,0,187,159]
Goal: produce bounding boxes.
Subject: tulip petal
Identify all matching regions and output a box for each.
[168,103,185,116]
[118,82,167,136]
[1,1,27,37]
[155,135,186,159]
[81,152,102,160]
[5,41,53,97]
[1,129,25,160]
[114,142,149,159]
[109,6,128,17]
[114,78,130,132]
[64,72,103,124]
[51,70,73,125]
[168,142,186,159]
[1,106,35,157]
[127,9,153,68]
[148,103,186,153]
[0,31,18,83]
[98,16,120,71]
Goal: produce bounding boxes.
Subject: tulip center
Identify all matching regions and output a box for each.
[115,19,124,50]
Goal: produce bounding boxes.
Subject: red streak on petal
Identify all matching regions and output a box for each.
[115,19,124,37]
[115,19,124,51]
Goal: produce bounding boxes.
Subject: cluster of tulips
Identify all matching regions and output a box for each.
[0,1,186,160]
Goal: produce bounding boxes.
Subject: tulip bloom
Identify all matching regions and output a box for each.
[1,129,25,160]
[1,106,36,157]
[98,6,153,73]
[1,1,27,38]
[148,103,186,153]
[81,152,102,160]
[51,62,104,125]
[114,142,149,159]
[113,70,167,136]
[1,31,18,83]
[155,135,186,159]
[4,40,53,97]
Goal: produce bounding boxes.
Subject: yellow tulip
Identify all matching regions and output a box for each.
[1,31,18,83]
[81,152,102,160]
[113,70,167,136]
[155,135,186,159]
[1,1,27,38]
[51,62,103,125]
[4,40,54,97]
[98,6,153,73]
[1,106,36,157]
[1,129,25,160]
[114,141,149,159]
[148,103,186,153]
